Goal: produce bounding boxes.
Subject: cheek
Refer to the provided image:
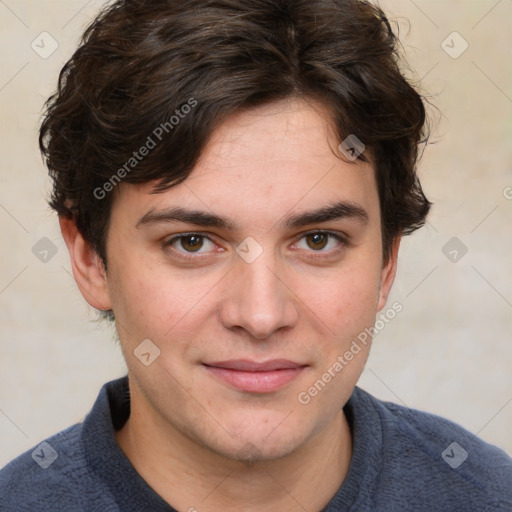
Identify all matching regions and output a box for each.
[295,269,380,415]
[301,264,382,337]
[107,259,174,340]
[107,257,221,351]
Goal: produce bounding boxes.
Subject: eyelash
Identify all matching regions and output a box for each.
[163,230,350,262]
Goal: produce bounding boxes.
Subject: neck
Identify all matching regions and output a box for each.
[116,381,352,512]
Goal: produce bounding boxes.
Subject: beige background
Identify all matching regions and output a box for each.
[0,0,511,468]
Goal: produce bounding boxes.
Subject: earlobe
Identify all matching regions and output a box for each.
[377,236,401,312]
[59,216,112,311]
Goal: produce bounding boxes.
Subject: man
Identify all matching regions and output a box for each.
[1,0,511,510]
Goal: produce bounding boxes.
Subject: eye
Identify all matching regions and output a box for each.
[166,233,216,254]
[295,231,345,252]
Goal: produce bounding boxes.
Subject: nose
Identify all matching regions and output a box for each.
[219,252,299,340]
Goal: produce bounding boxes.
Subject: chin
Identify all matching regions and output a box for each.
[202,415,313,464]
[215,437,304,465]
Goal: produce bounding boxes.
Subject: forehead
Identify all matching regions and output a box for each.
[111,98,379,229]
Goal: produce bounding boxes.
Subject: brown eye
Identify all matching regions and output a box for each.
[165,232,220,261]
[179,235,204,252]
[305,233,329,250]
[295,231,346,255]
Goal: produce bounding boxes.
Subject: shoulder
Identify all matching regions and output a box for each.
[0,378,129,512]
[351,387,512,510]
[0,424,85,511]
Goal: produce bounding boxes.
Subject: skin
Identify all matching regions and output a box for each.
[61,97,399,511]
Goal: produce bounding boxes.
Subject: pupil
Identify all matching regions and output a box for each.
[183,235,203,252]
[308,233,327,250]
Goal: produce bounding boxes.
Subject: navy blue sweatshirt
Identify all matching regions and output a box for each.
[1,377,511,511]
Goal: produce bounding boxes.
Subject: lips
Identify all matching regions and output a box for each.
[205,359,305,372]
[202,359,308,393]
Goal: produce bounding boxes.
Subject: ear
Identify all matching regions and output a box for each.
[377,236,401,312]
[59,216,112,311]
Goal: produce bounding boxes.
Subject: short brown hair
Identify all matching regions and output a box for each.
[40,0,431,265]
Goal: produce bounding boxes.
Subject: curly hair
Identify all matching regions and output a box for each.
[40,0,431,265]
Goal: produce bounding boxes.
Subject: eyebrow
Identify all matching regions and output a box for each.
[136,201,369,230]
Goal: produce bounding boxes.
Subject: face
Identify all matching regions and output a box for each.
[101,98,397,461]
